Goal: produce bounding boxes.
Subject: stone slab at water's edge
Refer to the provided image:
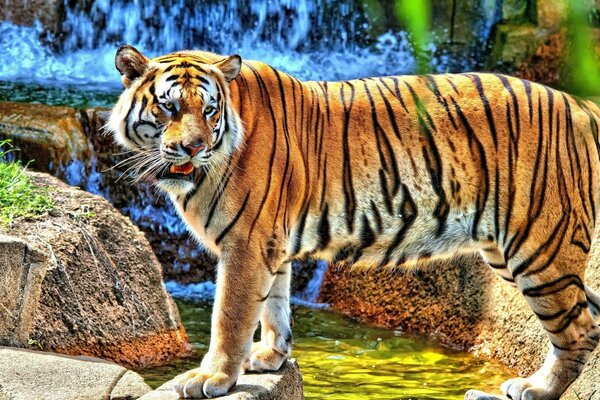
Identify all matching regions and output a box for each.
[0,346,151,400]
[139,360,303,400]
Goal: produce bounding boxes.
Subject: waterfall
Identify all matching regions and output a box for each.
[0,0,419,86]
[291,260,330,308]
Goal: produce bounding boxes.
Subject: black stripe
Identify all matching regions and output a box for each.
[205,168,235,229]
[215,192,251,245]
[522,274,584,297]
[374,80,403,141]
[378,169,393,215]
[405,82,448,236]
[317,82,331,124]
[380,77,408,113]
[468,74,498,149]
[424,75,457,129]
[271,68,293,231]
[522,79,533,124]
[246,65,278,238]
[315,204,331,250]
[319,155,328,210]
[363,79,401,196]
[340,82,357,233]
[182,170,207,212]
[449,96,489,240]
[379,184,418,266]
[358,214,376,250]
[291,204,310,256]
[370,200,383,233]
[545,302,587,334]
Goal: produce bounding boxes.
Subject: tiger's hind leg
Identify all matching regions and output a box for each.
[500,241,600,400]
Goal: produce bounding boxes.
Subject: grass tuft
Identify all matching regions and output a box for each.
[0,141,54,225]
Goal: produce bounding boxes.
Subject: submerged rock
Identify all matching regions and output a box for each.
[0,346,152,400]
[0,171,189,367]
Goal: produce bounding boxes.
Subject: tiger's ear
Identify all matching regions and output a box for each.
[215,54,242,82]
[115,45,149,88]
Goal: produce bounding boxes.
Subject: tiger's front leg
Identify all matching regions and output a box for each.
[172,252,275,398]
[244,262,293,372]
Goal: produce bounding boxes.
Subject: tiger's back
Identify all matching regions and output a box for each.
[219,69,600,274]
[109,47,600,399]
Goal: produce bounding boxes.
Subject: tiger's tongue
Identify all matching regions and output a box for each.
[170,162,194,175]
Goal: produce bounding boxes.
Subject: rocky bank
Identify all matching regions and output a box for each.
[320,254,600,399]
[0,171,188,367]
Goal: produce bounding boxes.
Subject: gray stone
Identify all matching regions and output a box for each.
[0,346,151,400]
[464,390,507,400]
[139,360,303,400]
[0,172,189,367]
[111,371,155,400]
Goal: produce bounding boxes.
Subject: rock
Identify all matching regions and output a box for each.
[0,346,151,400]
[501,0,529,22]
[536,0,567,30]
[0,0,63,35]
[0,102,91,176]
[487,23,544,69]
[429,0,502,71]
[0,171,189,367]
[464,390,507,400]
[320,249,600,399]
[139,360,303,400]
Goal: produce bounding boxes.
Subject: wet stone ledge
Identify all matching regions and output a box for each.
[139,360,303,400]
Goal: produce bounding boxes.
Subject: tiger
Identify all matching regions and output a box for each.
[108,44,600,399]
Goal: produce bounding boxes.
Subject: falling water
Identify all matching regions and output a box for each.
[291,260,330,308]
[0,0,419,87]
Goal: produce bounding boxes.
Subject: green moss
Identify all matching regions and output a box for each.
[0,141,54,225]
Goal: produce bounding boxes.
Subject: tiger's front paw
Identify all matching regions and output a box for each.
[501,377,558,400]
[243,341,289,373]
[172,368,236,399]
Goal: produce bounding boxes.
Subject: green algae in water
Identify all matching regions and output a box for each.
[0,80,118,109]
[137,301,512,399]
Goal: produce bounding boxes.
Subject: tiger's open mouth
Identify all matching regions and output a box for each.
[159,161,195,181]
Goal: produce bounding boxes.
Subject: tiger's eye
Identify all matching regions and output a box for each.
[204,105,216,116]
[164,102,174,110]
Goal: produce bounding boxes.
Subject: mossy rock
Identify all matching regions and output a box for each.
[488,23,543,69]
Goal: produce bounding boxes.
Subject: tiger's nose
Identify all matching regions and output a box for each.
[183,140,206,157]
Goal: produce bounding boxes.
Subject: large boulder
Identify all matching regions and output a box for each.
[0,171,189,367]
[320,253,600,399]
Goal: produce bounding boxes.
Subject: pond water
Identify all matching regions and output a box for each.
[136,300,512,400]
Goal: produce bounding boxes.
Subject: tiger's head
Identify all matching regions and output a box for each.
[108,45,243,195]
